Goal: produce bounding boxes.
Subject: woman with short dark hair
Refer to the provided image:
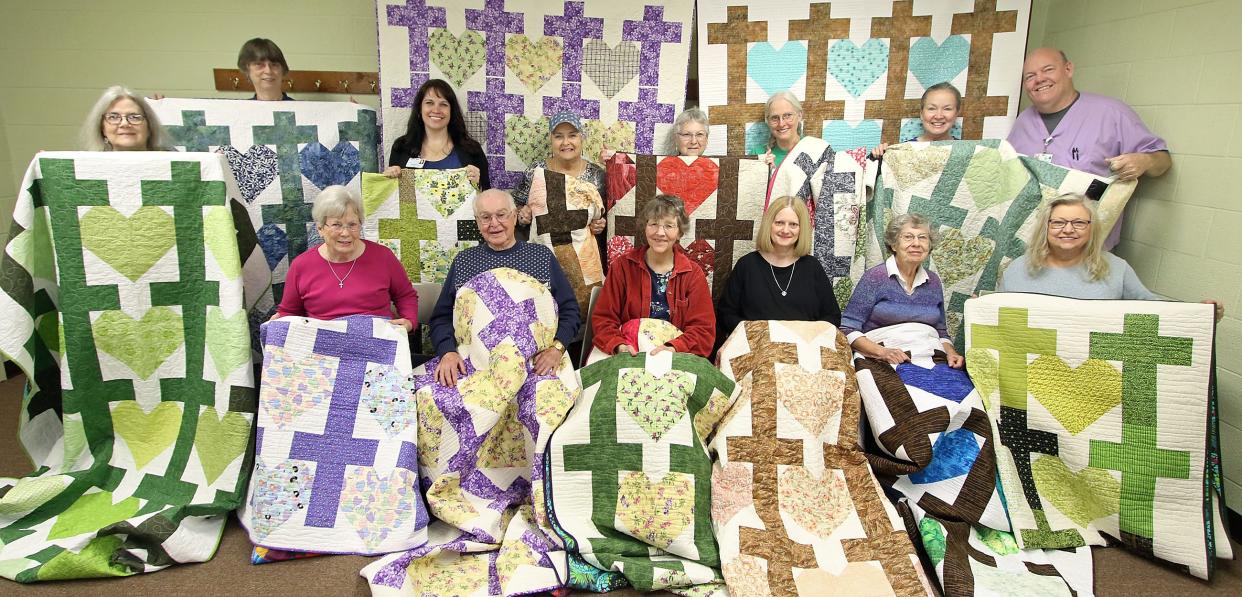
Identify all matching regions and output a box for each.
[237,38,294,101]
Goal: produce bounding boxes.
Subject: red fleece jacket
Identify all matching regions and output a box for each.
[591,245,716,357]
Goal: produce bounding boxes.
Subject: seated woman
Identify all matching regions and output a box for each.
[238,37,295,101]
[664,108,710,156]
[277,185,418,330]
[592,194,715,357]
[716,196,841,341]
[841,213,963,367]
[383,79,488,189]
[79,86,170,151]
[998,193,1225,318]
[514,111,606,237]
[872,82,962,158]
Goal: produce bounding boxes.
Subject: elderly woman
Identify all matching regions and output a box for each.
[514,111,606,235]
[841,214,963,368]
[716,196,840,341]
[79,86,170,151]
[664,108,710,156]
[998,193,1225,318]
[761,91,804,169]
[277,185,417,330]
[238,38,295,101]
[592,194,714,357]
[383,79,489,189]
[872,82,962,158]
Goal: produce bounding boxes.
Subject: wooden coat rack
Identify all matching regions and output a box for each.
[213,69,380,95]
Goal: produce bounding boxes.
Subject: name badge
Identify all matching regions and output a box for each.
[1034,153,1053,164]
[405,157,426,168]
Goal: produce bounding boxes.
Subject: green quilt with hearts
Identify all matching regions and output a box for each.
[868,140,1125,345]
[965,292,1231,580]
[547,349,736,594]
[0,152,256,582]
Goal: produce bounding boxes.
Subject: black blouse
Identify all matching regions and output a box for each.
[715,251,842,342]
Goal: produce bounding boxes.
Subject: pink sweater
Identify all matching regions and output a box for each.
[277,240,418,324]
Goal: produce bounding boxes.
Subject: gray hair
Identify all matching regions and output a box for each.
[764,90,804,151]
[79,85,169,151]
[663,107,709,155]
[311,185,364,225]
[473,188,517,214]
[884,213,939,255]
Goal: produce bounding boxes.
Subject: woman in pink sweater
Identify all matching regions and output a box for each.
[276,185,418,329]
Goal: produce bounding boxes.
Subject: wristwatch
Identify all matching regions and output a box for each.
[551,340,566,353]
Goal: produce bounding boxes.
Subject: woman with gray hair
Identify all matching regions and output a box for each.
[840,213,963,367]
[276,185,418,330]
[590,194,715,357]
[998,193,1224,319]
[664,107,710,156]
[79,85,170,151]
[760,90,804,169]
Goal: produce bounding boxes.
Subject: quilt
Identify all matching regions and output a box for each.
[696,0,1030,155]
[548,337,735,593]
[868,140,1129,344]
[151,98,381,353]
[376,0,695,189]
[711,320,932,596]
[239,315,428,555]
[965,292,1232,580]
[526,167,604,310]
[604,153,769,298]
[361,169,480,284]
[362,268,579,596]
[0,152,255,581]
[767,135,868,305]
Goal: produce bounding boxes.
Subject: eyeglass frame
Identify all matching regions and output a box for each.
[476,210,514,225]
[322,221,361,233]
[1048,218,1091,231]
[103,112,147,125]
[676,131,707,141]
[766,112,799,125]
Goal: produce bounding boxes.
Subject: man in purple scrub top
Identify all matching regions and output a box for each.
[1007,47,1170,249]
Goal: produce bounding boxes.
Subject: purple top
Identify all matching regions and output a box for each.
[1006,92,1167,177]
[840,257,951,344]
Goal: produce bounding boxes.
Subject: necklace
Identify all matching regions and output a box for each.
[326,255,359,288]
[769,260,796,297]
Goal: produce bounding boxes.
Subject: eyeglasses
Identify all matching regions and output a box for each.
[324,222,361,232]
[646,221,679,232]
[1049,219,1091,231]
[104,112,146,125]
[767,112,798,125]
[476,211,512,224]
[900,233,930,243]
[677,132,707,141]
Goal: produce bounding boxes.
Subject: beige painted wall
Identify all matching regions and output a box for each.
[1032,0,1242,508]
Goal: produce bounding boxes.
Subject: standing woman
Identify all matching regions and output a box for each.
[591,195,715,357]
[514,112,606,235]
[238,38,295,101]
[664,108,710,157]
[79,86,170,151]
[383,79,489,190]
[716,196,840,341]
[872,82,963,158]
[761,91,804,169]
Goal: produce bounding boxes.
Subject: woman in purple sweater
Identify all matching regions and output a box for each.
[840,213,964,368]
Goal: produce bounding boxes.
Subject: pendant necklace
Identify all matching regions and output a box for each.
[326,255,358,288]
[769,260,795,297]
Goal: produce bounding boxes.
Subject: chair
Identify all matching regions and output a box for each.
[412,282,442,355]
[578,285,603,365]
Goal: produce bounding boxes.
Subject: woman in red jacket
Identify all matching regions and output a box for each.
[591,194,715,357]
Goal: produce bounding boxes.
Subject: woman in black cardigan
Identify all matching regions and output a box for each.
[383,79,490,190]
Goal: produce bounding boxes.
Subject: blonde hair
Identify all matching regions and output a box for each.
[756,196,812,256]
[1026,193,1109,281]
[79,85,169,151]
[764,91,804,151]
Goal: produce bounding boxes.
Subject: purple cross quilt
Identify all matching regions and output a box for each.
[240,315,429,556]
[362,268,579,596]
[376,0,695,189]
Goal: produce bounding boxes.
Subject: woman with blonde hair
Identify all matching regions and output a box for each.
[79,85,170,151]
[716,196,841,342]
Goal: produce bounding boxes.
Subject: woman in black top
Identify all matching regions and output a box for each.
[716,196,841,341]
[383,79,490,190]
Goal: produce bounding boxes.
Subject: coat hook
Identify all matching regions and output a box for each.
[370,80,377,93]
[340,80,350,92]
[230,76,240,90]
[286,79,293,90]
[314,79,322,91]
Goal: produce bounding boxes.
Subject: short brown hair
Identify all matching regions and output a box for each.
[636,194,689,245]
[237,38,289,75]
